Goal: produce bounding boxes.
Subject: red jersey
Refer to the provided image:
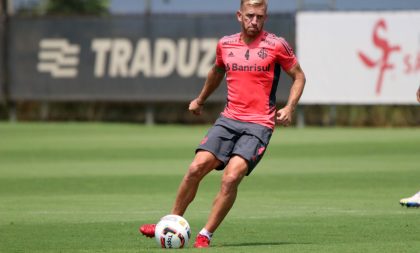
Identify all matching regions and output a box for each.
[215,31,298,129]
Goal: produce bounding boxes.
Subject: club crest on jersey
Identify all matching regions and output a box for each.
[258,48,268,59]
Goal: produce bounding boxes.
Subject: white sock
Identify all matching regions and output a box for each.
[199,228,213,240]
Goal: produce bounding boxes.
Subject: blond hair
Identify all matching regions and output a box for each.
[240,0,267,8]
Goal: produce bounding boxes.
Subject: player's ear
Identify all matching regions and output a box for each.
[236,10,242,22]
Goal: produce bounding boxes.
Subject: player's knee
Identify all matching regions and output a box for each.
[185,160,208,181]
[221,174,242,194]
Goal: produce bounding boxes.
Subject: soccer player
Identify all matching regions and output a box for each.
[399,86,420,208]
[140,0,306,247]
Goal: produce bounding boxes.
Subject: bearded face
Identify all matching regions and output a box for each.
[237,3,267,38]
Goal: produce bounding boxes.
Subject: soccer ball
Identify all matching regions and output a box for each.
[155,215,191,248]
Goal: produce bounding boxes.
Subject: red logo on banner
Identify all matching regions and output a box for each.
[358,19,401,95]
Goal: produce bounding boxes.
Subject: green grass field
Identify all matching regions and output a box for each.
[0,123,419,253]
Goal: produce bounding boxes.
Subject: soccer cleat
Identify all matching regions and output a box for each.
[139,224,156,238]
[400,191,420,208]
[193,234,211,248]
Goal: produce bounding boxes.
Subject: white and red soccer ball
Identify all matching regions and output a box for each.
[154,215,191,249]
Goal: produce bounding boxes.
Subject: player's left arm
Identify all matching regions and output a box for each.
[276,63,306,126]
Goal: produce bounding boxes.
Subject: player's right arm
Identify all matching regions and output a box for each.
[189,65,226,115]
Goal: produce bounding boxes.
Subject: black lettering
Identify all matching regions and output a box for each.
[227,63,271,72]
[167,234,173,248]
[232,63,238,71]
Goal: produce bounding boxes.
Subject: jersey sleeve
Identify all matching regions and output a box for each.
[276,38,298,72]
[215,40,225,68]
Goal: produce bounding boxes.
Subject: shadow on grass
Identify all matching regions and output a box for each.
[218,241,311,247]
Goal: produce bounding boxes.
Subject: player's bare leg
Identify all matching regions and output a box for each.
[193,155,248,247]
[140,151,220,238]
[171,151,221,215]
[204,155,248,233]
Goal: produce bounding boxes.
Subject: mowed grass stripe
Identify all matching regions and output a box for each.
[0,123,419,253]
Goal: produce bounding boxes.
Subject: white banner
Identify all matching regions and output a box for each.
[297,12,420,104]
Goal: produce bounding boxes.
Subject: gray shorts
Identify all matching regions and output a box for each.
[196,116,273,176]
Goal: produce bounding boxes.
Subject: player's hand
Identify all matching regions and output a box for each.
[276,106,294,126]
[189,98,204,116]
